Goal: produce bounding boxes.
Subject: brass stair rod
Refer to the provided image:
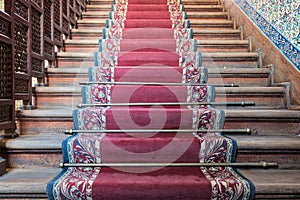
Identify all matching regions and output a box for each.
[79,81,238,87]
[78,101,255,108]
[60,161,278,168]
[64,128,251,134]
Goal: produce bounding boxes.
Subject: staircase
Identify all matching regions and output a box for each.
[0,0,299,198]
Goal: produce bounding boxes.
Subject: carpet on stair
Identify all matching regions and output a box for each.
[47,0,255,199]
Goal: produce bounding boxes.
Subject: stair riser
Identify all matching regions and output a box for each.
[198,46,249,52]
[56,57,259,68]
[33,95,81,109]
[224,121,300,136]
[77,23,106,29]
[64,45,99,52]
[71,34,103,40]
[89,0,220,5]
[63,45,249,53]
[86,7,112,12]
[191,24,233,29]
[237,153,300,169]
[182,0,220,5]
[194,34,241,40]
[33,92,285,109]
[185,8,223,12]
[70,33,241,41]
[208,76,270,87]
[45,73,270,87]
[55,59,94,68]
[46,74,88,87]
[16,119,73,135]
[215,95,286,109]
[3,152,62,168]
[203,60,258,68]
[17,116,299,136]
[4,150,300,169]
[89,1,115,5]
[77,22,234,29]
[82,15,228,20]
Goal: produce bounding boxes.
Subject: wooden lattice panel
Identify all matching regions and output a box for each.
[31,8,41,54]
[43,0,52,39]
[14,22,28,73]
[14,0,28,21]
[0,43,12,99]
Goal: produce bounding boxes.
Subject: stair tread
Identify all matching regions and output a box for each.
[56,51,258,58]
[0,167,299,195]
[191,19,233,23]
[1,134,68,149]
[17,108,300,119]
[239,169,300,194]
[46,66,271,75]
[63,39,249,45]
[184,5,223,8]
[34,86,285,94]
[0,167,59,194]
[198,39,248,45]
[2,134,300,150]
[194,29,241,33]
[225,109,300,119]
[71,29,102,33]
[188,11,228,15]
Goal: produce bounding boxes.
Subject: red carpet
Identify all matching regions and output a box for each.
[47,0,255,199]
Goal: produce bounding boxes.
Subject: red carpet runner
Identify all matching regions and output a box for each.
[47,0,255,199]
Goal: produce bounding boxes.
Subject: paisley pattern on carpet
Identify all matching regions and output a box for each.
[47,0,255,199]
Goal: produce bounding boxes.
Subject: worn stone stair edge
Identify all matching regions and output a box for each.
[2,134,300,151]
[16,109,300,121]
[33,86,286,95]
[0,168,299,198]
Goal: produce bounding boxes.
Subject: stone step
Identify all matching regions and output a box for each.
[55,52,94,67]
[55,51,260,68]
[207,67,272,86]
[88,0,221,5]
[45,67,89,86]
[89,0,115,5]
[81,11,229,20]
[1,134,299,168]
[63,39,249,52]
[70,28,242,41]
[32,86,286,109]
[85,4,224,12]
[16,108,300,135]
[76,19,106,28]
[193,28,243,40]
[45,67,272,87]
[184,5,224,12]
[86,4,112,12]
[70,28,103,40]
[0,168,299,199]
[190,19,234,29]
[182,0,220,5]
[76,18,234,29]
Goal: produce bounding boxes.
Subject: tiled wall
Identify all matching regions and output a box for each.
[234,0,300,71]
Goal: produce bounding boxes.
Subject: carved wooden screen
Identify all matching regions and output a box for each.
[30,0,44,81]
[75,0,85,24]
[69,0,76,28]
[14,0,31,107]
[53,0,62,48]
[0,9,15,133]
[61,0,70,37]
[43,0,55,66]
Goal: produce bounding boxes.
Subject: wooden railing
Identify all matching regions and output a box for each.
[0,0,88,135]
